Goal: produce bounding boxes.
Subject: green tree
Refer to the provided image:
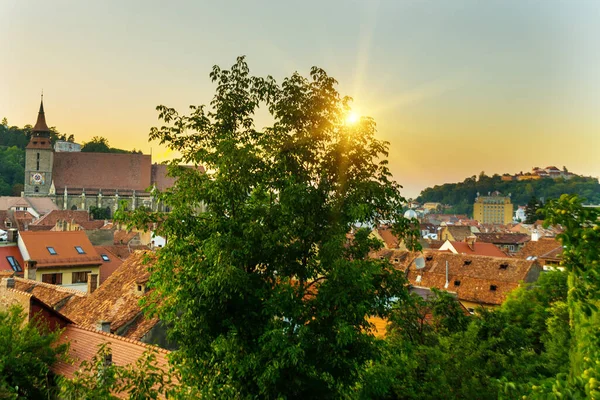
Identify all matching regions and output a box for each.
[0,305,68,399]
[81,136,111,153]
[120,56,419,398]
[524,195,541,224]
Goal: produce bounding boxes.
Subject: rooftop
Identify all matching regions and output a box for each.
[19,231,102,268]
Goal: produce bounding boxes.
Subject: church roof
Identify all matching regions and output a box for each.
[32,97,50,133]
[53,152,152,192]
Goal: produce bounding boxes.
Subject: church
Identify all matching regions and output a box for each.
[23,98,186,215]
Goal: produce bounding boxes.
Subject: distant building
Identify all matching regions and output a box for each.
[473,193,513,225]
[514,206,526,222]
[54,141,81,152]
[23,97,204,215]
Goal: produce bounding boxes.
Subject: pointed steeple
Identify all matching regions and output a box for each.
[32,93,50,134]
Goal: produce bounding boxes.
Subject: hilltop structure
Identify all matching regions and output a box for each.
[23,97,200,215]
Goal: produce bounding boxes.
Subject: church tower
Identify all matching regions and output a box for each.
[24,96,54,196]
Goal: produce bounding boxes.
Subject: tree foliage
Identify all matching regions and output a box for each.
[120,56,419,398]
[0,305,68,399]
[81,136,139,154]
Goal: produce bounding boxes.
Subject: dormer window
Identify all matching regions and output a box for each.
[490,285,497,291]
[75,246,85,254]
[47,247,57,255]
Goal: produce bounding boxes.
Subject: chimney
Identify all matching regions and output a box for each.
[1,277,15,289]
[96,320,111,333]
[465,235,476,251]
[87,273,98,294]
[24,260,37,280]
[531,230,540,242]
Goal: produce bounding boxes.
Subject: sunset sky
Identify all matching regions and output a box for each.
[1,0,598,198]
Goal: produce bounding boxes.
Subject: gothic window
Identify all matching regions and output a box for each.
[71,205,77,210]
[36,160,40,170]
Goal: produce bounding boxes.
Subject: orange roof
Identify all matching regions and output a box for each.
[53,325,171,398]
[19,231,102,268]
[31,210,92,226]
[60,251,159,340]
[376,227,400,249]
[404,251,540,305]
[0,245,24,274]
[449,241,507,257]
[52,152,152,192]
[94,246,124,284]
[13,277,86,310]
[515,238,562,261]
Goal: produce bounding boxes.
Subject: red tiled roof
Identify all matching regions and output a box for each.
[375,227,401,249]
[53,324,171,398]
[53,152,152,191]
[404,251,540,305]
[19,231,102,268]
[449,241,507,257]
[0,245,24,274]
[515,238,563,261]
[114,230,139,245]
[61,251,159,340]
[31,210,92,227]
[151,163,205,192]
[474,232,530,245]
[13,277,86,311]
[94,246,124,284]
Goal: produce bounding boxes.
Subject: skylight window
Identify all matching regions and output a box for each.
[101,254,110,262]
[47,247,57,255]
[75,246,85,254]
[499,263,509,270]
[464,260,472,266]
[6,256,21,272]
[454,280,461,286]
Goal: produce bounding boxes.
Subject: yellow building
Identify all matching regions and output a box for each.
[473,194,513,224]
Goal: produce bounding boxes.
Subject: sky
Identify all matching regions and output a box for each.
[1,0,599,198]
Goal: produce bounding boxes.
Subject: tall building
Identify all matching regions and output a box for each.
[473,193,513,225]
[23,97,202,214]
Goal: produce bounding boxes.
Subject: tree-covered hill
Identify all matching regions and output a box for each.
[416,172,600,216]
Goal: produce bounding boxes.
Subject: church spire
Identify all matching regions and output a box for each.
[32,93,50,134]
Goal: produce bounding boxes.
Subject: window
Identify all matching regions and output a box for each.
[42,273,62,285]
[454,280,461,286]
[499,263,509,270]
[101,254,110,262]
[467,307,475,314]
[394,258,399,263]
[36,160,40,171]
[425,255,433,261]
[137,285,142,292]
[463,260,472,266]
[75,246,85,254]
[72,271,91,284]
[47,247,57,255]
[6,256,21,272]
[34,187,39,193]
[490,285,497,291]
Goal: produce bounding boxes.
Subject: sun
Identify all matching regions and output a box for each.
[345,112,359,125]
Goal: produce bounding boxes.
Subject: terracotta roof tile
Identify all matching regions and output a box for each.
[474,232,530,245]
[447,241,507,257]
[52,325,171,398]
[19,231,102,268]
[13,277,86,311]
[151,163,205,191]
[94,246,124,284]
[31,210,93,227]
[515,238,563,261]
[53,153,152,191]
[61,251,159,340]
[114,230,139,245]
[404,251,541,305]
